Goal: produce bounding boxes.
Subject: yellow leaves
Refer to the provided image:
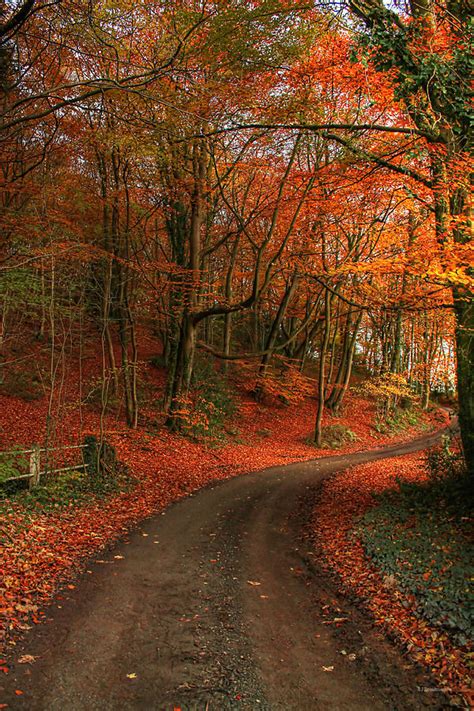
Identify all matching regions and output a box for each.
[17,655,38,664]
[358,373,415,403]
[14,603,38,614]
[443,269,474,289]
[423,241,474,289]
[337,258,407,277]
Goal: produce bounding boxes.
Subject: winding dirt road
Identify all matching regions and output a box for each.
[1,429,451,710]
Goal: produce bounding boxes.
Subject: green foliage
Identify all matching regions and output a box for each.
[374,404,422,434]
[3,470,93,509]
[355,440,472,644]
[201,1,313,73]
[0,267,43,309]
[185,359,237,443]
[1,463,133,510]
[307,424,358,449]
[149,354,167,369]
[83,435,119,484]
[353,12,473,139]
[426,436,466,484]
[0,447,29,484]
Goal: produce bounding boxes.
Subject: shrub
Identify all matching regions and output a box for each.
[0,447,29,489]
[149,354,167,369]
[308,424,358,449]
[0,370,43,401]
[181,359,236,443]
[374,404,422,434]
[360,372,417,425]
[426,436,465,481]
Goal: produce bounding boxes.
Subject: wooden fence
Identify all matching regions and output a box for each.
[1,443,90,490]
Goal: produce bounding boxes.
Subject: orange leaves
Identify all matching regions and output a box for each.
[0,345,441,660]
[254,359,314,405]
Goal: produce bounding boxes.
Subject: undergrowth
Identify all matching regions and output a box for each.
[0,370,44,402]
[355,439,472,645]
[184,360,236,444]
[1,465,134,513]
[374,404,424,434]
[306,424,358,449]
[0,447,29,484]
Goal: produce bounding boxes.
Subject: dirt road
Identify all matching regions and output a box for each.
[1,429,451,710]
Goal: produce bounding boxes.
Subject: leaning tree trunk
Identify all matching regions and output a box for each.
[326,307,352,411]
[329,311,363,414]
[254,273,299,400]
[314,288,331,446]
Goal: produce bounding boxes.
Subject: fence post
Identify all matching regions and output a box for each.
[29,447,41,489]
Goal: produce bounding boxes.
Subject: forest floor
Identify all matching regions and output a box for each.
[0,342,446,654]
[312,449,472,707]
[0,431,456,711]
[0,338,463,708]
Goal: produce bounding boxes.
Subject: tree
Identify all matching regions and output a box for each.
[340,0,473,469]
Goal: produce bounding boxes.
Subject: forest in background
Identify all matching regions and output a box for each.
[0,0,472,462]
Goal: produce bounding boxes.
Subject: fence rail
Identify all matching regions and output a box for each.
[0,444,87,456]
[1,443,91,490]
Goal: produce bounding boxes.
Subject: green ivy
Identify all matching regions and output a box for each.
[354,442,472,644]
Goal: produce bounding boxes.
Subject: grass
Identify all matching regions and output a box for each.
[1,466,134,514]
[354,444,473,646]
[374,405,425,434]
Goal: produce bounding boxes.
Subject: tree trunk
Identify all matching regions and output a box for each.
[165,139,206,429]
[254,273,299,399]
[454,293,474,473]
[314,289,331,446]
[329,312,362,413]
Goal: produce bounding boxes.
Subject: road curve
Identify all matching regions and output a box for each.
[1,428,450,710]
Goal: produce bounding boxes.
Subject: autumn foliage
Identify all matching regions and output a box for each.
[0,0,472,701]
[313,449,471,702]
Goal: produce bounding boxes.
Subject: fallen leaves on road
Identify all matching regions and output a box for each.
[17,655,38,664]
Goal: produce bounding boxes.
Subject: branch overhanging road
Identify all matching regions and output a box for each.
[2,427,454,710]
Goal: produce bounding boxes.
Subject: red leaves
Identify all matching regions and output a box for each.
[312,453,470,699]
[0,372,442,660]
